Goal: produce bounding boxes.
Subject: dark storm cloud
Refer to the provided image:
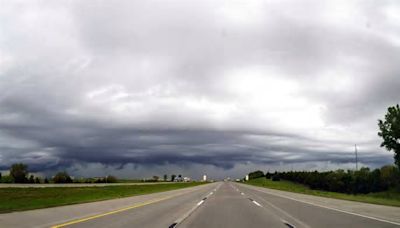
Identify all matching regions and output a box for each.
[0,0,399,177]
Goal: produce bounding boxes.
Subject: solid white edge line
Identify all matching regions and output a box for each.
[249,191,311,228]
[240,186,311,228]
[245,185,400,226]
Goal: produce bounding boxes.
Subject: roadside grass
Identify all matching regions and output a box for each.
[0,182,205,213]
[116,179,150,183]
[245,178,400,207]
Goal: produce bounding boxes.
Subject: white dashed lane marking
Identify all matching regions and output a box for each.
[196,200,204,206]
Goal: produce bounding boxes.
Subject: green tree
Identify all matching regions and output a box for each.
[163,174,168,181]
[171,174,176,182]
[0,175,13,183]
[10,163,28,183]
[44,178,49,183]
[378,104,400,168]
[53,171,73,183]
[35,177,41,184]
[248,170,264,180]
[29,175,35,183]
[380,165,399,188]
[106,175,117,183]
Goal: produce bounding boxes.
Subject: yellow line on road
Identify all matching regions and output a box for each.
[51,195,177,228]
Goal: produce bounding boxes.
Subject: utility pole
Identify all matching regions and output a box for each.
[355,144,358,171]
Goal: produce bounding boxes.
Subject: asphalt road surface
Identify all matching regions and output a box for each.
[1,181,400,228]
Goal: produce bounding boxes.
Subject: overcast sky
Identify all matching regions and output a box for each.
[0,0,399,179]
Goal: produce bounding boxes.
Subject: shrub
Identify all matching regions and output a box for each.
[265,172,273,179]
[106,175,117,183]
[53,171,73,183]
[0,175,13,183]
[272,174,280,181]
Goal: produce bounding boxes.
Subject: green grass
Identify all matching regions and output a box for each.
[0,182,205,213]
[245,178,400,207]
[116,179,149,183]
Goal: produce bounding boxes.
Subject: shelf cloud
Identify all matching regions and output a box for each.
[0,0,399,178]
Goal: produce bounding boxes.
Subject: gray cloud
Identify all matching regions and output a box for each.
[0,0,399,179]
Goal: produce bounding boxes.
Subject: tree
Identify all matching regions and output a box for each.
[265,172,273,179]
[272,173,280,181]
[106,175,117,183]
[0,172,2,181]
[380,165,399,188]
[35,177,41,184]
[153,176,159,181]
[44,178,49,183]
[378,104,400,169]
[0,175,13,183]
[163,174,168,181]
[53,171,72,183]
[10,163,28,183]
[171,174,176,182]
[29,175,35,183]
[248,170,264,180]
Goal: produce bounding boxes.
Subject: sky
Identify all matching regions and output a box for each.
[0,0,399,179]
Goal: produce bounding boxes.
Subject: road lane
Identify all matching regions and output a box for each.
[178,182,287,228]
[1,181,400,228]
[0,183,218,228]
[63,183,218,228]
[235,183,400,228]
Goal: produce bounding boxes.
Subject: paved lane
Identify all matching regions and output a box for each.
[65,183,217,228]
[0,183,218,228]
[1,181,400,228]
[179,182,287,228]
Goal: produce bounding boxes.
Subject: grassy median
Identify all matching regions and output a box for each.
[246,178,400,207]
[0,182,205,213]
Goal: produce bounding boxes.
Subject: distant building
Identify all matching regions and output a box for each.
[183,177,191,182]
[202,174,207,182]
[175,176,183,182]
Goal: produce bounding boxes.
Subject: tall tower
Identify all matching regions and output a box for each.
[202,174,207,182]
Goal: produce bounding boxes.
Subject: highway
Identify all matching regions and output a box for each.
[1,182,400,227]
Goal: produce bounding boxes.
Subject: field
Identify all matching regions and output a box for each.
[246,178,400,207]
[0,182,205,213]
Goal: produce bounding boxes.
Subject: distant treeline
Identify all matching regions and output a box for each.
[0,163,189,184]
[248,165,400,194]
[0,163,118,184]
